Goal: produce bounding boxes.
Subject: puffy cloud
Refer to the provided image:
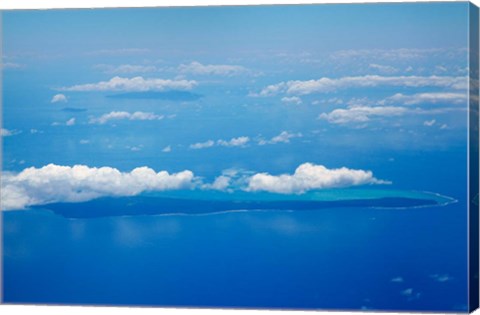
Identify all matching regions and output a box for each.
[256,75,467,96]
[1,128,21,137]
[94,64,157,74]
[381,92,467,106]
[89,111,164,124]
[319,106,407,124]
[51,94,67,103]
[162,145,172,153]
[281,96,302,105]
[1,164,195,210]
[60,76,197,92]
[217,136,250,147]
[205,175,232,191]
[247,163,388,194]
[423,119,436,127]
[202,169,248,192]
[178,61,249,76]
[190,140,215,149]
[258,131,302,145]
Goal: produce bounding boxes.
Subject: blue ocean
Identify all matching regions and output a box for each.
[3,152,469,311]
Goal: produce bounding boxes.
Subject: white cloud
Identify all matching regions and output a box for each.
[79,139,90,144]
[94,64,157,74]
[51,94,68,103]
[178,61,249,76]
[391,277,404,283]
[281,96,302,105]
[401,288,421,301]
[1,62,25,70]
[66,118,76,126]
[1,128,21,137]
[435,65,448,72]
[382,92,467,106]
[423,119,436,127]
[246,163,389,194]
[162,145,172,153]
[319,106,407,124]
[202,169,247,192]
[190,140,215,149]
[1,164,195,210]
[206,175,232,191]
[329,48,458,61]
[440,124,449,130]
[60,76,197,92]
[369,63,397,74]
[258,131,302,145]
[217,136,250,147]
[256,75,467,96]
[89,111,164,124]
[190,137,250,149]
[401,288,414,296]
[430,274,453,282]
[129,146,143,152]
[52,118,77,126]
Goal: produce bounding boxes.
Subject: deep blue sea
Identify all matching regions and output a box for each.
[2,192,468,312]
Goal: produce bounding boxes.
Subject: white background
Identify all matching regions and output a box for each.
[1,0,479,314]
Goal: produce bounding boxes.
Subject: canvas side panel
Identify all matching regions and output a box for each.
[469,2,479,313]
[0,9,4,305]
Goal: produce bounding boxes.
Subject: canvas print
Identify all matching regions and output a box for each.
[1,2,479,312]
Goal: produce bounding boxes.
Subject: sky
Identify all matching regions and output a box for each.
[1,2,473,210]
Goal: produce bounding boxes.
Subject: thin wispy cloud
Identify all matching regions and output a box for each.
[430,274,453,282]
[1,62,26,70]
[281,96,302,105]
[190,136,250,149]
[369,63,398,74]
[258,131,302,145]
[52,118,76,126]
[381,92,467,106]
[423,119,436,127]
[391,277,404,283]
[190,140,216,150]
[329,48,462,61]
[60,76,197,92]
[178,61,250,76]
[217,136,250,147]
[1,128,21,137]
[89,111,164,124]
[94,64,158,74]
